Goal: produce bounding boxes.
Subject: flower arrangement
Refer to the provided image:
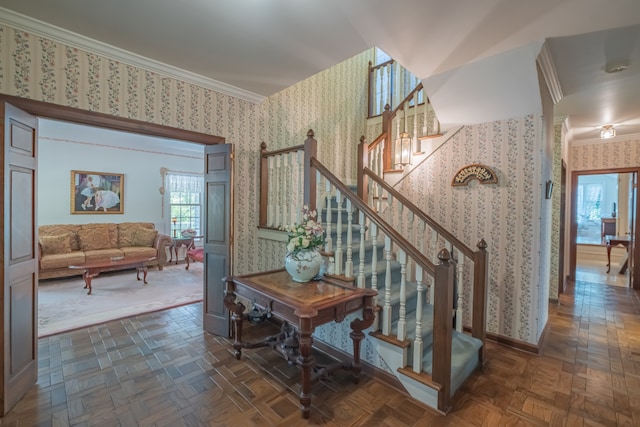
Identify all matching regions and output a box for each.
[181,228,197,237]
[281,205,325,257]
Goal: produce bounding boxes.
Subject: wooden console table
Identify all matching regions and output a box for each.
[605,235,631,274]
[223,270,377,419]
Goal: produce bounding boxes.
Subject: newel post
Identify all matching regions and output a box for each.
[432,248,454,413]
[303,129,317,212]
[259,142,268,227]
[357,135,369,203]
[472,238,488,364]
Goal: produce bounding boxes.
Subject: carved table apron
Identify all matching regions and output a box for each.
[224,270,377,419]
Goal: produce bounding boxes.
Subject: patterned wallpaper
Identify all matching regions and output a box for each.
[0,23,553,346]
[0,23,369,277]
[549,124,563,301]
[396,116,546,344]
[570,136,640,171]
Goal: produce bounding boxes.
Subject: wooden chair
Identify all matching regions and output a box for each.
[185,247,204,270]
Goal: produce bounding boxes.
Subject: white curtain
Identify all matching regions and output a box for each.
[168,174,203,193]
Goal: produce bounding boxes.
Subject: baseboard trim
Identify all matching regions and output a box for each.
[485,331,540,355]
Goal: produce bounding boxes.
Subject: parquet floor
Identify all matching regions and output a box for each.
[2,278,640,426]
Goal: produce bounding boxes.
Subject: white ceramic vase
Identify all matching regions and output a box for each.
[284,249,322,283]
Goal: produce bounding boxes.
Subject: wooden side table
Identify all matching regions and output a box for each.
[169,235,202,264]
[224,270,377,419]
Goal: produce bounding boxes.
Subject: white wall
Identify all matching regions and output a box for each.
[37,119,204,236]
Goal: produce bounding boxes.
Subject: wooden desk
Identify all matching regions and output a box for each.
[605,235,631,274]
[224,270,377,419]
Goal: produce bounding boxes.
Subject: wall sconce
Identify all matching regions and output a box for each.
[600,125,616,139]
[545,180,553,199]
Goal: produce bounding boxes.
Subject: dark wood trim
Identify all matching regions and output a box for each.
[569,167,640,289]
[487,331,541,354]
[0,94,225,145]
[558,160,567,295]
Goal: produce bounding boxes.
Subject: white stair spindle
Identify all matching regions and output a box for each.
[274,155,282,228]
[396,249,407,341]
[413,263,424,373]
[370,222,379,331]
[324,180,333,253]
[267,156,275,226]
[406,211,415,282]
[282,153,289,227]
[316,171,324,225]
[296,150,304,224]
[345,199,354,278]
[456,249,465,332]
[334,190,343,276]
[382,236,392,336]
[357,211,366,288]
[413,92,423,154]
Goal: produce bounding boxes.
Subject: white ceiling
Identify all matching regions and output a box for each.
[1,0,639,141]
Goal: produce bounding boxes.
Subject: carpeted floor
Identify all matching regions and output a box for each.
[38,262,203,337]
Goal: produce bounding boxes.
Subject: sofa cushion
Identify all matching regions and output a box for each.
[40,234,73,255]
[132,228,158,247]
[39,252,86,269]
[120,246,157,259]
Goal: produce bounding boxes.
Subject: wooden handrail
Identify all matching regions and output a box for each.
[362,167,475,259]
[310,158,435,276]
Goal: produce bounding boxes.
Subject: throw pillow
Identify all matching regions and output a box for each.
[118,225,140,247]
[40,234,72,255]
[77,227,113,251]
[132,228,158,247]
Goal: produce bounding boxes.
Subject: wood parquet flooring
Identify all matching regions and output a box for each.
[2,278,640,426]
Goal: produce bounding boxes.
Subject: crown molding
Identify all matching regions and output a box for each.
[0,7,265,104]
[537,42,563,105]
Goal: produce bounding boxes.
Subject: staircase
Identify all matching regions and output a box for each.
[258,131,488,413]
[256,59,488,412]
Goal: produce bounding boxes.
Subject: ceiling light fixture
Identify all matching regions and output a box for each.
[600,125,616,139]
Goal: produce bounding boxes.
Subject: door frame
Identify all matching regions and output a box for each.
[569,167,640,289]
[0,93,229,412]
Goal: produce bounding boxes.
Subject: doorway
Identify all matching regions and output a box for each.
[1,94,229,414]
[569,168,639,289]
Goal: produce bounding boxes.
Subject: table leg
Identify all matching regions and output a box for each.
[223,278,245,360]
[297,318,314,419]
[174,246,180,264]
[606,244,612,273]
[82,270,93,295]
[349,300,376,383]
[169,243,175,263]
[136,266,149,284]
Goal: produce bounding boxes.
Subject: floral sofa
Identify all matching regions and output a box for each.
[38,222,172,280]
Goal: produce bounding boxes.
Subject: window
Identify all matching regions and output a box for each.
[167,173,203,238]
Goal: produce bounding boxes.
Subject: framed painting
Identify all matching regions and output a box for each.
[71,170,124,214]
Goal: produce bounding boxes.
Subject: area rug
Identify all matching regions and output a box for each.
[38,263,203,337]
